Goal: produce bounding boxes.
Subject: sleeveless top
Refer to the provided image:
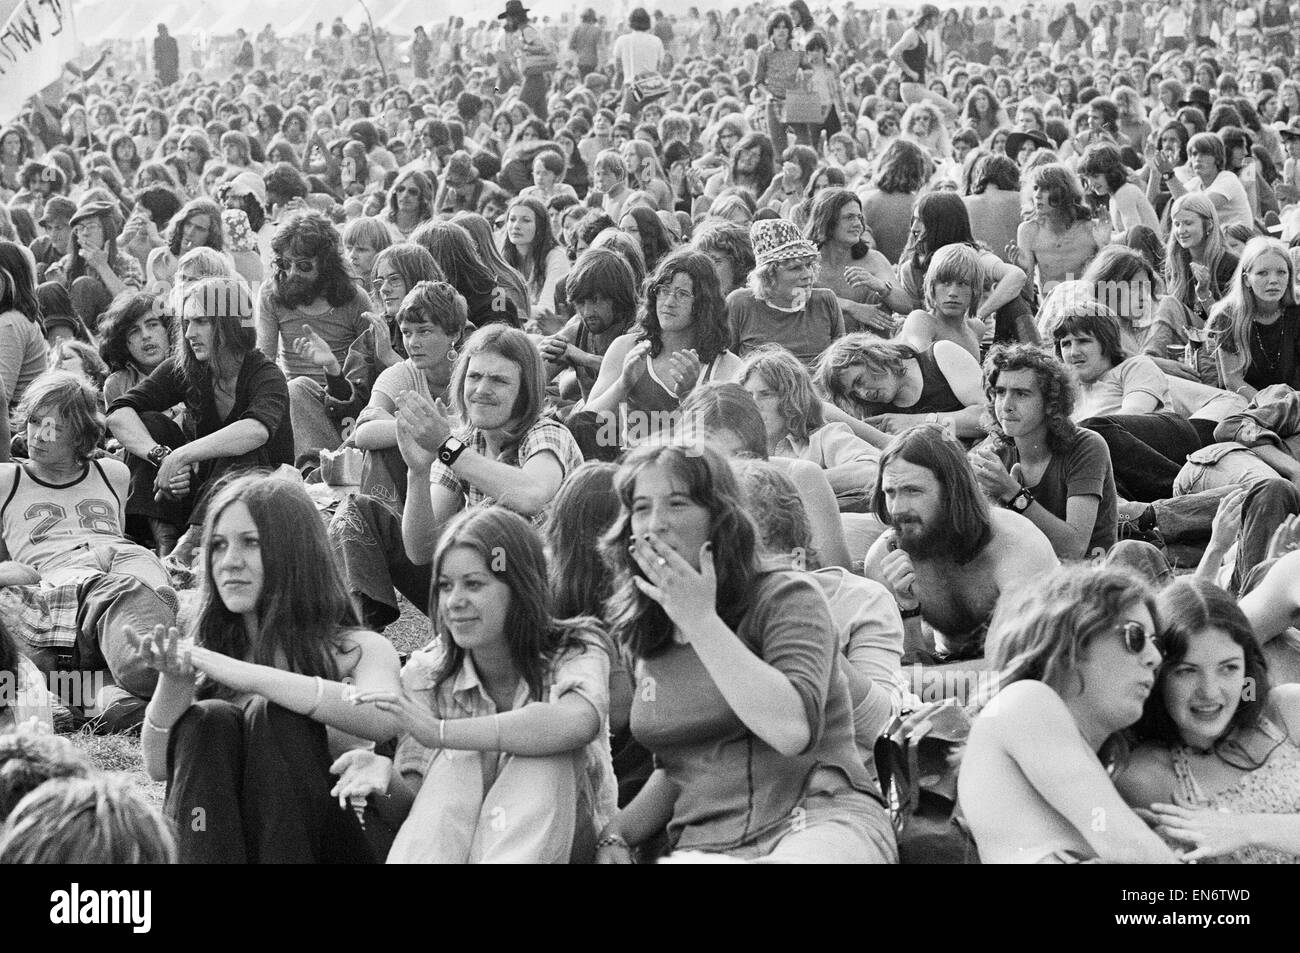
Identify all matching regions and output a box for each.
[902,31,928,84]
[1170,718,1300,864]
[877,346,961,416]
[0,460,122,575]
[625,351,729,415]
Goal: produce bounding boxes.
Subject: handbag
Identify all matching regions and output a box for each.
[873,703,981,864]
[630,71,671,104]
[781,80,829,124]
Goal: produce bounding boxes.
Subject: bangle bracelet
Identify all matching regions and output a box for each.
[143,712,172,734]
[438,718,446,748]
[306,676,325,718]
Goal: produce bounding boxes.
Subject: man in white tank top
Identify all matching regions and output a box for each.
[0,373,176,732]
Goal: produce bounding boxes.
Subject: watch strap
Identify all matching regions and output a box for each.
[438,437,466,466]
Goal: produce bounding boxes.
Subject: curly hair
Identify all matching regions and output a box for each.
[97,292,172,373]
[691,220,756,283]
[638,249,729,365]
[268,209,361,308]
[981,344,1078,455]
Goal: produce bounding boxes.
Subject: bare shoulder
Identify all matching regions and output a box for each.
[990,508,1058,561]
[97,456,131,482]
[335,628,401,672]
[1267,684,1300,743]
[976,680,1068,739]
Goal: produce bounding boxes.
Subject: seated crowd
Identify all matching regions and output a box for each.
[4,0,1300,865]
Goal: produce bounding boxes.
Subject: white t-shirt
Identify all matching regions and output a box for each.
[610,30,664,82]
[1072,355,1170,421]
[1188,169,1254,231]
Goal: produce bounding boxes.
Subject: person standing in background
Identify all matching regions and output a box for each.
[154,25,179,88]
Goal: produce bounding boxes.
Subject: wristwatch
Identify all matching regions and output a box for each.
[147,444,172,467]
[1004,486,1034,513]
[438,436,467,467]
[899,603,923,619]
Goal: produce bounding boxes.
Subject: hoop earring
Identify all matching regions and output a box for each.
[446,348,457,363]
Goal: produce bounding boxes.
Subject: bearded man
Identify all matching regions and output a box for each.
[255,209,371,469]
[863,425,1058,664]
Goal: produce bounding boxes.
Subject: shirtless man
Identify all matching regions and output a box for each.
[863,425,1059,662]
[1010,164,1106,298]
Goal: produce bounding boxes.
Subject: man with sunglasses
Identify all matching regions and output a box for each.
[256,210,371,471]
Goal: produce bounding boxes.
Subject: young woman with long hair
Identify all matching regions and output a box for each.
[449,211,532,321]
[500,196,568,316]
[334,505,615,863]
[1145,193,1236,383]
[594,440,895,863]
[1211,236,1300,397]
[130,472,402,863]
[413,219,521,329]
[1117,578,1300,863]
[959,565,1178,863]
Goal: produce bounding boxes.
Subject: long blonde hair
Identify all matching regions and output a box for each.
[1209,236,1295,376]
[1163,193,1230,308]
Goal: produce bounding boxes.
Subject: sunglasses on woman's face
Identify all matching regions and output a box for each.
[1117,620,1160,656]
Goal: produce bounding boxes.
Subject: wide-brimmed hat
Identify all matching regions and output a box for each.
[750,219,817,268]
[444,150,479,187]
[68,198,119,228]
[1005,129,1054,158]
[38,196,76,227]
[498,0,529,19]
[1278,116,1300,140]
[1178,86,1212,114]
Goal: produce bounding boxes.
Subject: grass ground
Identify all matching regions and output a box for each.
[69,594,431,807]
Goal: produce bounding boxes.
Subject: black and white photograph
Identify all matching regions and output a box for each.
[0,0,1294,910]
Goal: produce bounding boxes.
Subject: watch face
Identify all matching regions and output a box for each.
[1013,492,1031,511]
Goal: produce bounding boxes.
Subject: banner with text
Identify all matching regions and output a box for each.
[0,0,79,121]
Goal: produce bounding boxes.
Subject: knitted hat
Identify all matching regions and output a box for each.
[750,219,817,268]
[444,150,479,187]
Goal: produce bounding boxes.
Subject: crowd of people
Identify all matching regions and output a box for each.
[1,0,1300,865]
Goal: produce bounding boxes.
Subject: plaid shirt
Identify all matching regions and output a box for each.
[429,417,583,526]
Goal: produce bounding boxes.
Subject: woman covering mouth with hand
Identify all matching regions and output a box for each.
[1116,578,1300,864]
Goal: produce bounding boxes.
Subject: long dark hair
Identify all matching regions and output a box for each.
[638,249,729,364]
[1134,578,1277,768]
[602,442,759,659]
[268,210,360,309]
[97,292,172,373]
[728,132,776,194]
[410,219,496,298]
[166,198,225,258]
[0,241,40,323]
[903,190,977,271]
[871,425,992,564]
[546,462,621,618]
[804,187,870,260]
[430,507,598,702]
[193,473,359,698]
[501,195,559,300]
[981,344,1079,456]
